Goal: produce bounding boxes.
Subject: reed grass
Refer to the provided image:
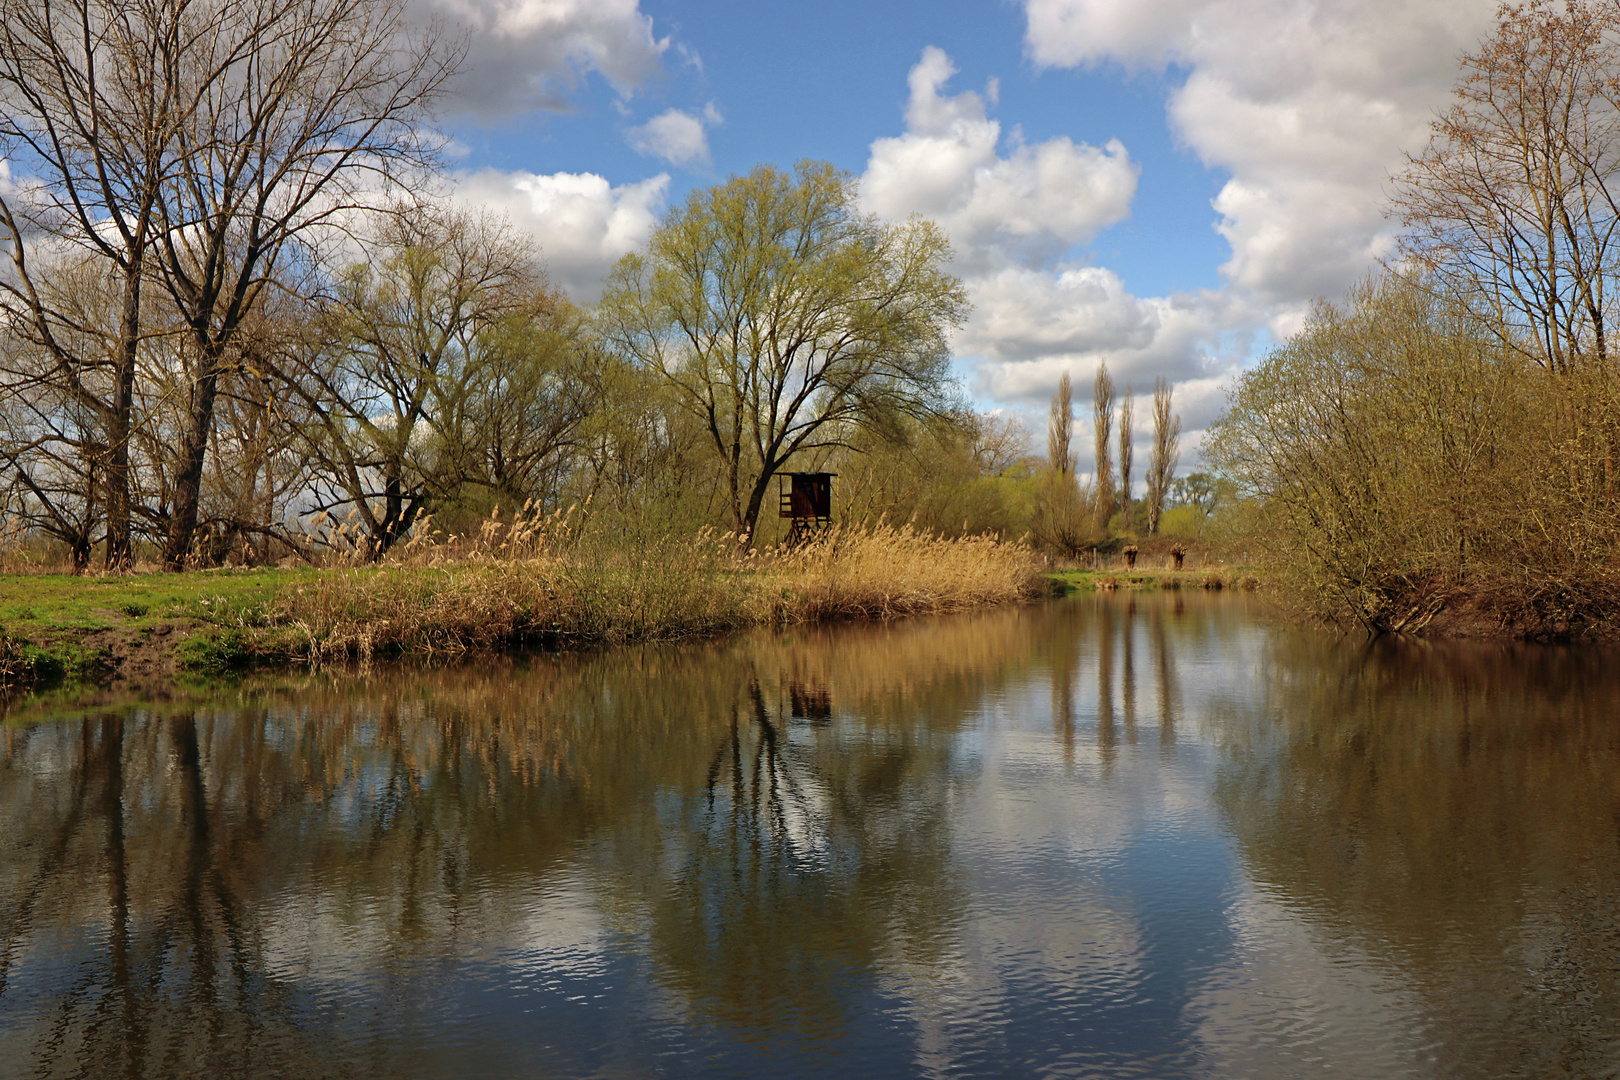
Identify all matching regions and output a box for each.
[774,524,1039,619]
[265,511,1045,663]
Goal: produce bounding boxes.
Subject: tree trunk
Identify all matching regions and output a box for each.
[104,279,140,571]
[741,470,776,545]
[162,355,223,571]
[105,233,150,571]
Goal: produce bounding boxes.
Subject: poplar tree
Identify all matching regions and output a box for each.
[1092,363,1115,530]
[1118,386,1134,529]
[1145,377,1180,535]
[1048,372,1074,475]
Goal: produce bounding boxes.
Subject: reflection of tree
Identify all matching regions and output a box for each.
[1213,636,1620,1077]
[1037,593,1202,768]
[0,606,1048,1073]
[1097,602,1117,765]
[1121,599,1138,746]
[0,715,344,1078]
[630,674,967,1038]
[1150,606,1180,752]
[1052,629,1078,769]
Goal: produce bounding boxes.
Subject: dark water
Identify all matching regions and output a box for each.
[2,594,1619,1079]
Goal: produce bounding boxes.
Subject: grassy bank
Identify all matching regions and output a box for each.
[0,567,314,688]
[1052,566,1262,593]
[0,525,1044,692]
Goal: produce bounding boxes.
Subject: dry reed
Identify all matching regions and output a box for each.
[767,523,1042,621]
[269,511,1044,663]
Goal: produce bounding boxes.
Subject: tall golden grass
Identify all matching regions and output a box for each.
[774,524,1038,619]
[268,509,1044,662]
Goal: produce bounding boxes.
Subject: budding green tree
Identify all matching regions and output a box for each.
[597,161,968,542]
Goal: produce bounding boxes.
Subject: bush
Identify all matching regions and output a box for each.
[1207,273,1620,638]
[1156,504,1207,540]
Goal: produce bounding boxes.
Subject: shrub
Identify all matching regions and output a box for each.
[1208,273,1620,638]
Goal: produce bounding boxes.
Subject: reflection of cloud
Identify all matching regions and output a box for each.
[868,596,1338,1075]
[1188,880,1425,1078]
[414,0,668,119]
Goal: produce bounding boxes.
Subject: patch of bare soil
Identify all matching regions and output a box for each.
[78,621,191,690]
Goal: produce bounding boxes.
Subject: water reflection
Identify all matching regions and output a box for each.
[0,594,1617,1078]
[1209,634,1620,1078]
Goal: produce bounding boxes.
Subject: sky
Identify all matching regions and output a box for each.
[419,0,1500,465]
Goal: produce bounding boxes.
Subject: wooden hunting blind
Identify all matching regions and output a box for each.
[778,472,834,544]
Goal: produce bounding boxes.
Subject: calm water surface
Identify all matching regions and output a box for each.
[2,593,1619,1078]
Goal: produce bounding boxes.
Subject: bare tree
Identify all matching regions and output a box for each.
[285,207,576,559]
[0,0,182,567]
[0,0,462,569]
[973,411,1029,478]
[151,0,462,569]
[1145,376,1180,535]
[1393,0,1620,373]
[1048,371,1074,475]
[1092,362,1115,529]
[1118,385,1134,529]
[196,294,320,564]
[0,325,106,569]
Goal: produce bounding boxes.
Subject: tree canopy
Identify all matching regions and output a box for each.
[597,161,968,542]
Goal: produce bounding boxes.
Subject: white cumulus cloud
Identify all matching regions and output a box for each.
[451,168,669,300]
[961,265,1244,438]
[1023,0,1498,331]
[860,47,1228,469]
[625,106,717,167]
[862,46,1138,275]
[416,0,668,119]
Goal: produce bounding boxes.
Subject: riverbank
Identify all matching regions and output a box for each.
[0,526,1045,694]
[1051,566,1261,592]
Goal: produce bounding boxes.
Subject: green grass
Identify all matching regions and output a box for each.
[0,567,321,690]
[0,566,316,634]
[1051,567,1263,592]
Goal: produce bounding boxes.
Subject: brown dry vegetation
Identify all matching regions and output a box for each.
[260,514,1044,663]
[1208,274,1620,639]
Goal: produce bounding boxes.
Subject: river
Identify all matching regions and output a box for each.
[1,592,1617,1078]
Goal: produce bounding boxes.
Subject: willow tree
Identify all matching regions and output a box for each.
[598,161,967,542]
[282,208,583,560]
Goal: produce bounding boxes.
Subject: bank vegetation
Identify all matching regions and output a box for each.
[1206,0,1620,639]
[0,0,1226,693]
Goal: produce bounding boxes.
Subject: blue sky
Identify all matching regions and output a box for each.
[421,0,1501,460]
[472,0,1230,299]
